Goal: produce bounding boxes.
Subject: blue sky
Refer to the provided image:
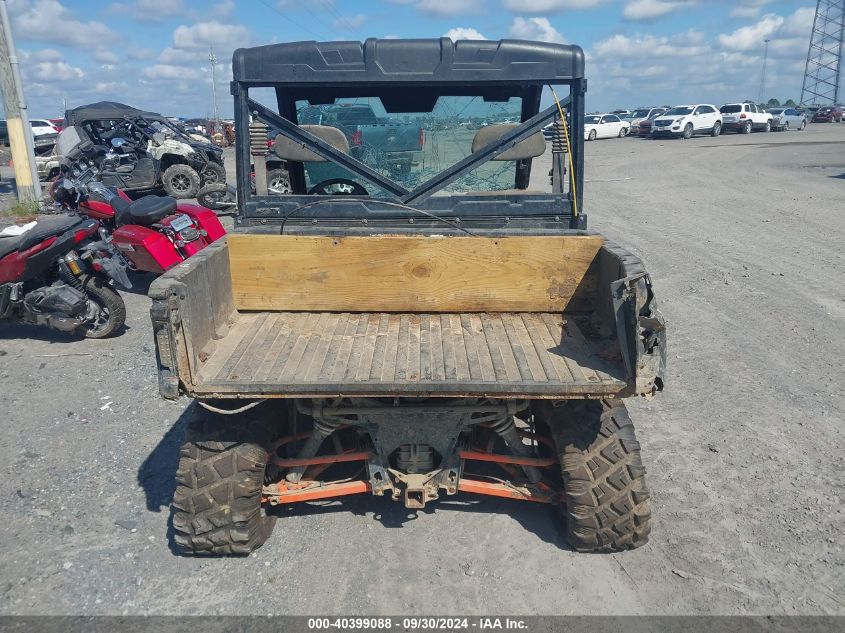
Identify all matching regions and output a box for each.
[4,0,817,118]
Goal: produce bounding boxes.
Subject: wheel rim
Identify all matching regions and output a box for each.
[784,122,789,131]
[171,174,191,193]
[85,299,110,334]
[268,175,291,194]
[589,131,596,140]
[685,125,692,138]
[202,167,221,184]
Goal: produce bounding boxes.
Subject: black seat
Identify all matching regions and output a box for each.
[114,195,177,226]
[0,215,87,260]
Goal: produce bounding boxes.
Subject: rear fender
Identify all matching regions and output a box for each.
[611,273,666,398]
[175,203,227,242]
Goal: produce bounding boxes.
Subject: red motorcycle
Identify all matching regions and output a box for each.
[0,215,127,338]
[54,129,226,275]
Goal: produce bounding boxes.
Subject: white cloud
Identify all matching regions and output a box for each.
[728,0,777,19]
[32,48,63,62]
[173,21,252,50]
[779,6,815,37]
[502,0,608,13]
[142,63,200,80]
[94,48,120,64]
[508,17,566,43]
[443,27,487,40]
[623,0,696,21]
[12,0,117,48]
[33,60,84,81]
[718,14,784,50]
[593,29,708,58]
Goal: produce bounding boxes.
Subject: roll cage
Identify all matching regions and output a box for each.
[231,38,587,232]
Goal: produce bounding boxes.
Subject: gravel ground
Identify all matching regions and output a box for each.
[1,124,843,615]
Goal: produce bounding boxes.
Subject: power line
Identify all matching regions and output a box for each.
[255,0,332,40]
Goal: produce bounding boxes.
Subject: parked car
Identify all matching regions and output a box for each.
[637,117,654,137]
[584,114,629,140]
[49,118,64,132]
[719,102,772,134]
[626,107,668,136]
[30,118,60,137]
[767,108,806,131]
[611,109,631,118]
[812,106,843,123]
[652,105,722,139]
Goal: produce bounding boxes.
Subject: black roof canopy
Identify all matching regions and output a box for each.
[232,38,585,87]
[64,101,165,126]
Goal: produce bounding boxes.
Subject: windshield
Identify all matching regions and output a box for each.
[631,109,651,118]
[278,95,526,197]
[584,115,601,124]
[665,106,694,116]
[720,105,742,113]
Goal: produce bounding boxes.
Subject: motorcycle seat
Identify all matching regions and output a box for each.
[0,216,87,259]
[115,195,177,226]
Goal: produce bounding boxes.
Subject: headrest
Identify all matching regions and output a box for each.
[471,124,546,161]
[273,125,349,162]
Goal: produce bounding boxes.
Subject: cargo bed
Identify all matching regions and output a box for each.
[149,235,664,400]
[194,311,625,397]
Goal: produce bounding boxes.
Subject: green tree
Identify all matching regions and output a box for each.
[766,98,781,108]
[784,99,797,107]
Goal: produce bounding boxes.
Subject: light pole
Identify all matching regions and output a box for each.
[209,47,220,136]
[758,38,771,105]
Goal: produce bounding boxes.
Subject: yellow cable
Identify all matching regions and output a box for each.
[549,86,578,218]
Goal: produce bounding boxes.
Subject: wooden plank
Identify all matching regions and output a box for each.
[191,311,628,398]
[227,235,603,313]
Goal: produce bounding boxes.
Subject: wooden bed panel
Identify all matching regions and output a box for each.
[228,234,603,313]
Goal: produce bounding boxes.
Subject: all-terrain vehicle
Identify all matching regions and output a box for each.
[63,102,226,199]
[150,38,666,555]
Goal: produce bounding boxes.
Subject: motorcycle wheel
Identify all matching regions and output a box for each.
[197,183,236,212]
[81,275,126,339]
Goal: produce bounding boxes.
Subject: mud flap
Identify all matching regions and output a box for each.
[611,273,666,397]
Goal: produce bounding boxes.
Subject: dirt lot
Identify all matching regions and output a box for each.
[1,124,843,615]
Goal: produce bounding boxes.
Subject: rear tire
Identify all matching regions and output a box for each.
[742,120,752,134]
[618,127,627,138]
[197,183,236,212]
[764,121,771,133]
[711,121,721,137]
[162,164,201,199]
[172,402,284,555]
[81,275,125,339]
[543,400,651,553]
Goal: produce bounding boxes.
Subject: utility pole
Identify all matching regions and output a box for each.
[209,47,220,136]
[0,0,41,203]
[758,38,770,105]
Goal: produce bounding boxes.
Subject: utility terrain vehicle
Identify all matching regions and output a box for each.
[64,102,226,199]
[150,38,666,555]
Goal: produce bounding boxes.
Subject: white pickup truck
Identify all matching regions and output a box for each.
[719,102,772,134]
